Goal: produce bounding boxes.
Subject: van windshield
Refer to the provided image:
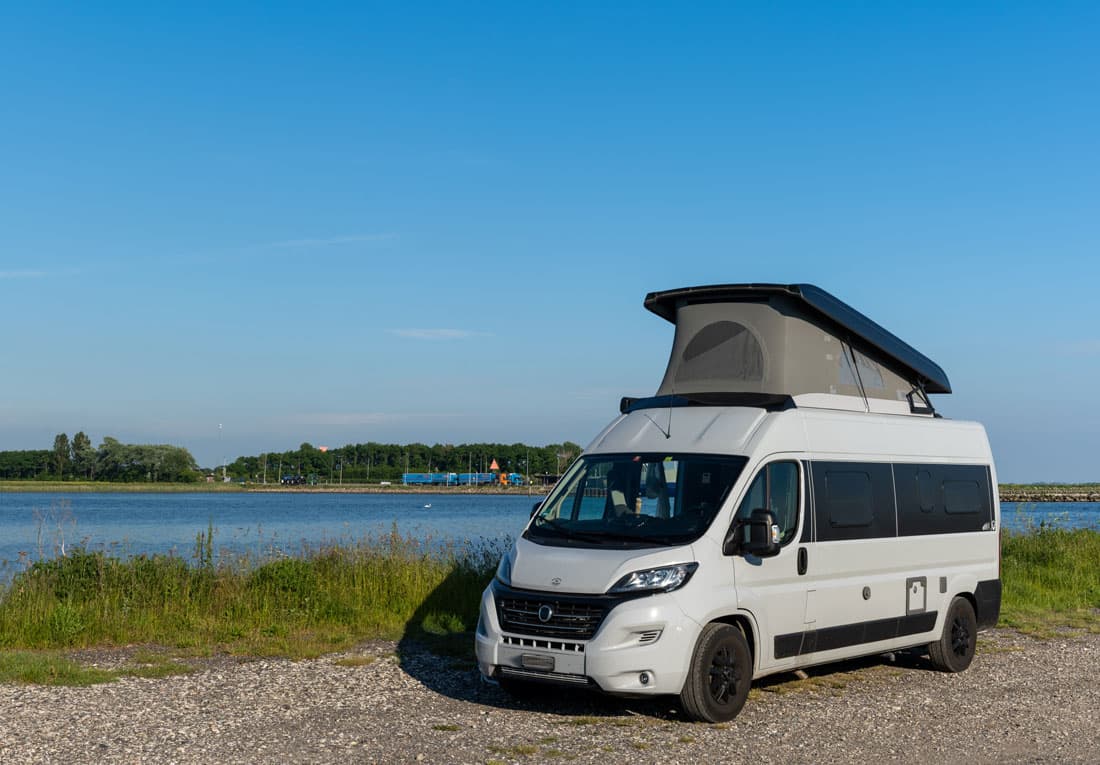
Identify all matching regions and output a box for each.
[526,453,747,548]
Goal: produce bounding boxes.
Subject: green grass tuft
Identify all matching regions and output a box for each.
[0,524,1094,683]
[0,651,117,685]
[999,528,1100,634]
[0,532,502,659]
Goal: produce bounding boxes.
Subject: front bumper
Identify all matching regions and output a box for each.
[475,581,700,696]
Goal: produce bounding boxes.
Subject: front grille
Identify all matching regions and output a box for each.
[497,593,607,640]
[503,635,585,653]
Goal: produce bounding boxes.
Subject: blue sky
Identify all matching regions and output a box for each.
[2,2,1098,481]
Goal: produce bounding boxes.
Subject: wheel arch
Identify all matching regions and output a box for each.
[708,612,758,672]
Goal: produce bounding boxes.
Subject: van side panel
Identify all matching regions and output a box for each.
[784,411,999,664]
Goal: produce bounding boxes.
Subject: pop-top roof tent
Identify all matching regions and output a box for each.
[628,283,949,417]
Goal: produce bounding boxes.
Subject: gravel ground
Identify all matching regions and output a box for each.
[1,629,1097,764]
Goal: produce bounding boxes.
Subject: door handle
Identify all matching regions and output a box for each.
[797,547,808,576]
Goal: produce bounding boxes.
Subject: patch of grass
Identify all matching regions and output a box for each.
[537,737,559,745]
[1000,528,1100,635]
[432,723,461,731]
[976,639,1023,655]
[558,716,601,727]
[121,661,192,679]
[0,531,502,660]
[760,669,857,697]
[333,656,376,667]
[678,735,695,743]
[488,744,539,756]
[0,651,117,686]
[120,650,193,679]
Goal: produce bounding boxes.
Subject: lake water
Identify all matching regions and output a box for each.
[0,492,1095,574]
[0,492,542,574]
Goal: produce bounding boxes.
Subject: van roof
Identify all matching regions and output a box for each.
[644,283,951,395]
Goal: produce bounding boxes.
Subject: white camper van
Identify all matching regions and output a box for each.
[475,283,1000,722]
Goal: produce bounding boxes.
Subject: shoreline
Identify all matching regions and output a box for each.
[0,480,548,496]
[2,481,1098,501]
[999,491,1100,503]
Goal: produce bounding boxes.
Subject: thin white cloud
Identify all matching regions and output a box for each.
[263,234,398,249]
[388,328,491,341]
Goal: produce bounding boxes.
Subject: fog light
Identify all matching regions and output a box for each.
[639,672,651,685]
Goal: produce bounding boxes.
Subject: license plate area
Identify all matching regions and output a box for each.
[499,642,585,676]
[520,654,555,672]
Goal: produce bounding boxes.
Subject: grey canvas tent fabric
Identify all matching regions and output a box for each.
[647,286,946,403]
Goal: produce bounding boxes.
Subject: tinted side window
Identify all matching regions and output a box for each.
[824,470,873,527]
[895,464,992,535]
[943,480,981,514]
[812,462,896,541]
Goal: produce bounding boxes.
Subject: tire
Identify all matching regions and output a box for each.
[679,623,753,723]
[928,596,977,673]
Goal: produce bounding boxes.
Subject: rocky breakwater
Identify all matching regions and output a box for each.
[999,490,1100,503]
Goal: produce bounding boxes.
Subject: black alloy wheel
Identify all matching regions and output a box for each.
[928,596,978,673]
[680,623,752,723]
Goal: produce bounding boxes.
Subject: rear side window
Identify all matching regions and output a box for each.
[894,464,993,535]
[811,462,897,541]
[944,480,981,514]
[824,471,873,528]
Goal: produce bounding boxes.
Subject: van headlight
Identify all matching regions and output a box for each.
[608,562,698,594]
[495,549,514,586]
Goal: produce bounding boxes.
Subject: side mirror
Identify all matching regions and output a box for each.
[530,500,543,518]
[723,509,781,557]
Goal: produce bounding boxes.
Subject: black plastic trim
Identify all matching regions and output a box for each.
[490,579,652,637]
[496,666,596,687]
[774,611,939,659]
[800,460,815,544]
[643,283,951,394]
[621,392,794,414]
[974,579,1002,630]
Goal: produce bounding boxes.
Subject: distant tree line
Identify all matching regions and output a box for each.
[225,441,584,483]
[0,436,581,484]
[0,432,199,482]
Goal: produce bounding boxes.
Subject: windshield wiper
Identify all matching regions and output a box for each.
[530,518,608,544]
[586,530,669,546]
